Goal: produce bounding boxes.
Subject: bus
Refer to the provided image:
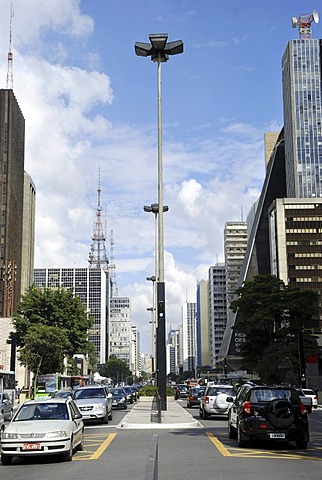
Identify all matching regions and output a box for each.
[0,370,15,403]
[34,374,72,399]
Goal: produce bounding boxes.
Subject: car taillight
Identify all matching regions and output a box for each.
[300,402,307,415]
[243,401,251,415]
[314,396,318,401]
[205,396,210,404]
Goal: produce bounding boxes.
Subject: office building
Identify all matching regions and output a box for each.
[196,280,211,368]
[131,324,141,378]
[282,34,322,198]
[208,264,227,367]
[181,302,196,375]
[34,268,108,364]
[224,221,247,311]
[109,296,132,366]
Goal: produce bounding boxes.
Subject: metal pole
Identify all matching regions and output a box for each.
[156,52,167,410]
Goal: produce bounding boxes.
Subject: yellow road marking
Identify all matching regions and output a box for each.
[205,432,322,461]
[89,432,117,460]
[206,432,232,456]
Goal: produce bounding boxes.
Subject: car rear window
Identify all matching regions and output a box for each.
[250,389,297,402]
[207,387,234,396]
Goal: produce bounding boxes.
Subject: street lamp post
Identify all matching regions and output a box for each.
[136,34,183,410]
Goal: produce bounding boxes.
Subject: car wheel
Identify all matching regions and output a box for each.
[63,438,73,461]
[308,407,312,414]
[77,430,84,451]
[108,408,113,420]
[237,423,248,448]
[123,404,127,410]
[228,416,236,439]
[203,408,210,420]
[295,439,308,449]
[1,454,12,465]
[101,412,109,424]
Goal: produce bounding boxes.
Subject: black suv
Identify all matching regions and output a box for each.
[227,383,309,449]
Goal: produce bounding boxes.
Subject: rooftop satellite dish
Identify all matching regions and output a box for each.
[292,16,298,28]
[313,10,319,24]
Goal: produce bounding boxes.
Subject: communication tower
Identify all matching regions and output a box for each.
[291,10,319,39]
[6,4,14,89]
[109,229,119,298]
[88,170,109,272]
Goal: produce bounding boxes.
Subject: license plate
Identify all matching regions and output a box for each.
[270,433,285,439]
[22,443,41,450]
[82,415,91,419]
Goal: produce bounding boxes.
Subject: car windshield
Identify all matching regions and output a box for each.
[14,403,68,421]
[74,388,106,399]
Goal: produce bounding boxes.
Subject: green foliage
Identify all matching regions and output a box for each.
[98,357,131,384]
[13,286,94,375]
[21,324,70,376]
[232,275,319,384]
[139,385,174,397]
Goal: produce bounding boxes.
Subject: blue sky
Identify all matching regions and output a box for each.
[0,0,320,353]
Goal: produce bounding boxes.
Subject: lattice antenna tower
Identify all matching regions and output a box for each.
[291,10,319,39]
[6,4,14,89]
[88,168,109,272]
[109,229,119,298]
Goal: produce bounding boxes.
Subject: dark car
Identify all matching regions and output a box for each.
[53,390,73,399]
[122,386,134,404]
[175,384,189,399]
[227,383,309,449]
[129,386,139,401]
[111,388,127,409]
[187,387,205,408]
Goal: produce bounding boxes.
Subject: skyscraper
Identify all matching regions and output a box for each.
[282,14,322,198]
[0,89,25,316]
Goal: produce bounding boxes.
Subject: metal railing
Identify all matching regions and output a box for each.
[144,434,159,480]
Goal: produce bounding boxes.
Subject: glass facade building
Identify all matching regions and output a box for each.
[283,39,322,198]
[34,268,109,364]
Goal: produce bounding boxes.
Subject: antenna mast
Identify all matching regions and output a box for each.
[292,10,319,39]
[6,4,14,89]
[88,168,109,272]
[109,229,119,297]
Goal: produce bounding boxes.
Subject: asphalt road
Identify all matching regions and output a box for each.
[2,400,322,480]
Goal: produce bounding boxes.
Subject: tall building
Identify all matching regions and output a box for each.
[109,296,132,366]
[34,268,108,364]
[0,90,25,316]
[196,280,211,368]
[282,15,322,198]
[181,301,197,375]
[131,324,141,378]
[21,172,36,295]
[208,264,227,367]
[224,221,247,311]
[167,328,179,375]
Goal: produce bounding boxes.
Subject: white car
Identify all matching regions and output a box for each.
[1,398,84,465]
[302,389,318,409]
[199,384,235,419]
[73,385,113,423]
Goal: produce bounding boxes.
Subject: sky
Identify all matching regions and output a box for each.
[0,0,320,354]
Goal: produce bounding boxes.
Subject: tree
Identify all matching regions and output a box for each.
[98,358,131,384]
[12,286,94,374]
[231,274,319,384]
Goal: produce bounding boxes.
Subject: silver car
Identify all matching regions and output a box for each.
[199,384,235,419]
[0,393,13,421]
[73,386,113,423]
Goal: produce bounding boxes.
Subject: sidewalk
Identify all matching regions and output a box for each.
[118,397,203,429]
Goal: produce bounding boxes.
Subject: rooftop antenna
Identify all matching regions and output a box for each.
[109,228,119,297]
[292,10,319,39]
[6,4,14,89]
[88,168,109,272]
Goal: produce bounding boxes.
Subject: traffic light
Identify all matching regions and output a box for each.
[158,301,165,318]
